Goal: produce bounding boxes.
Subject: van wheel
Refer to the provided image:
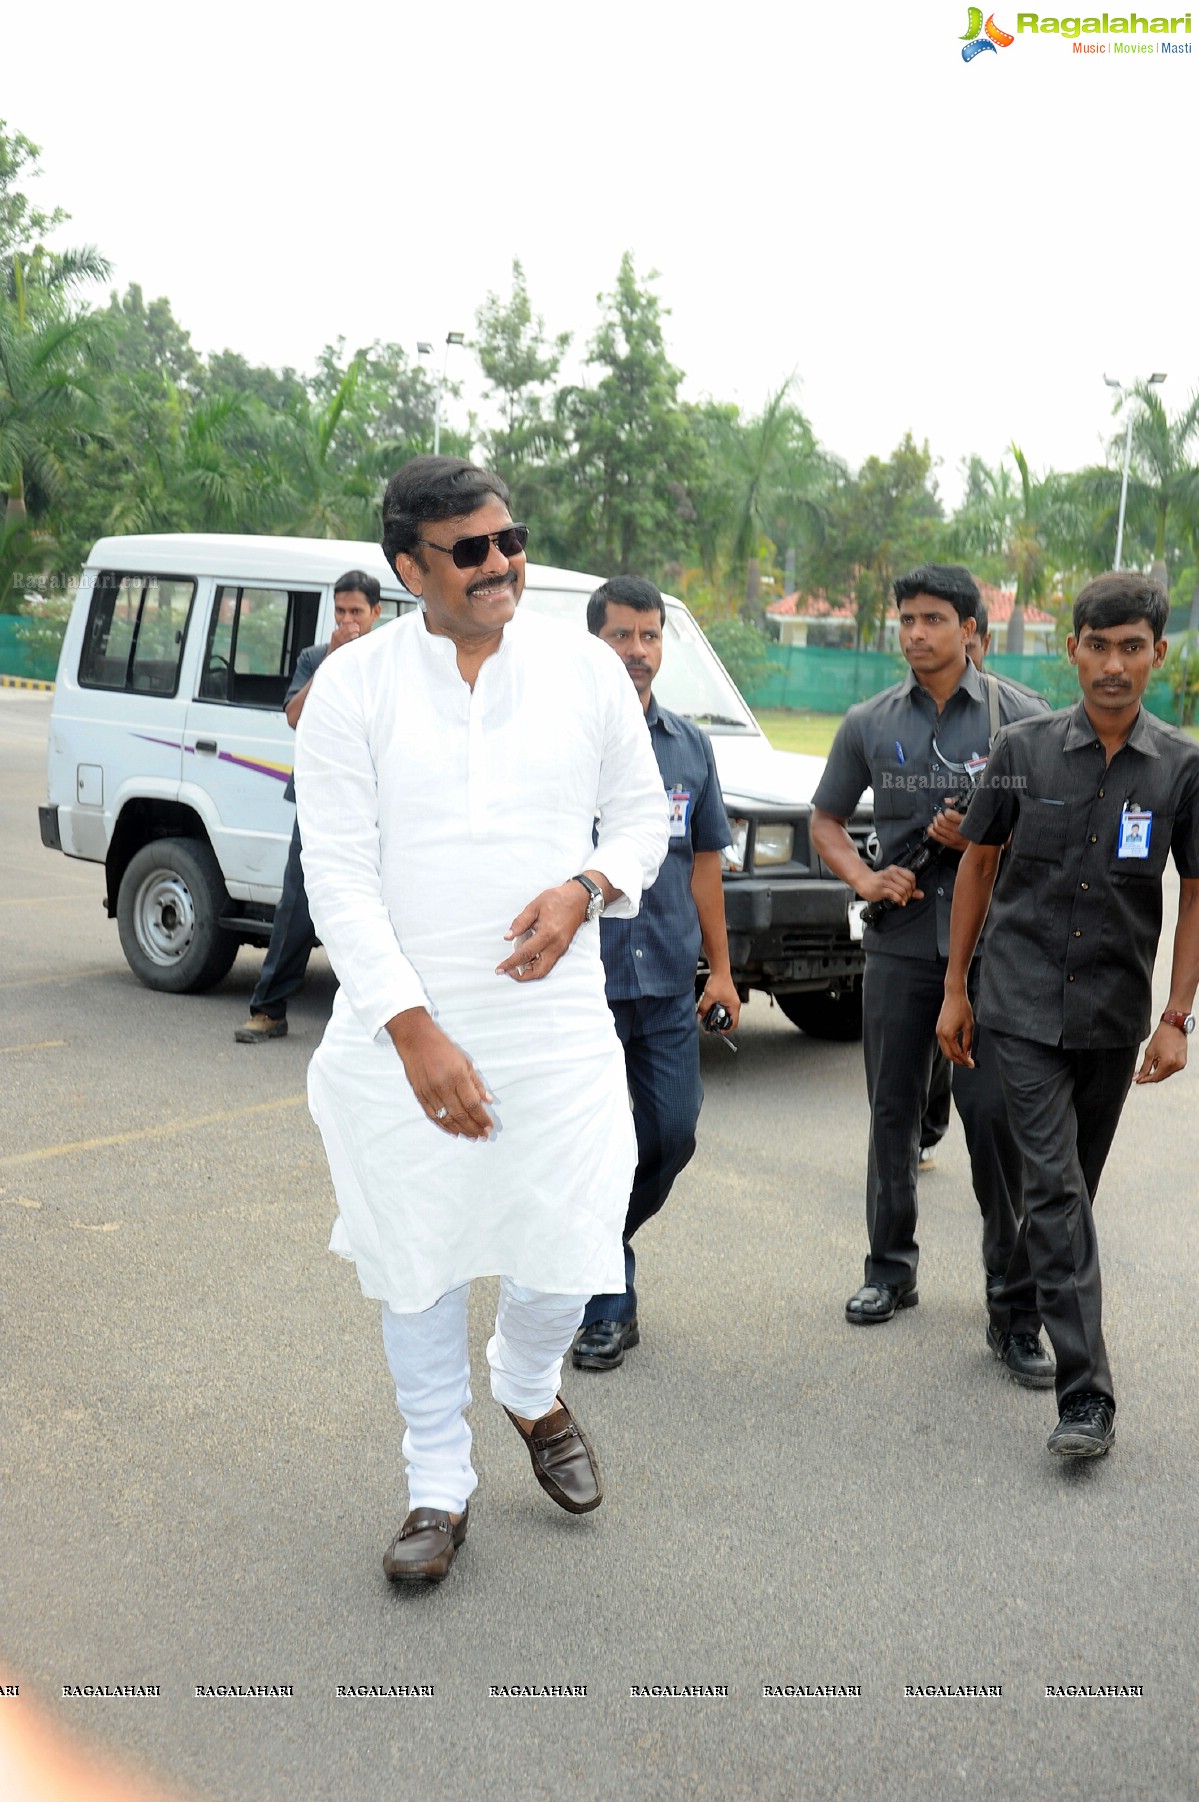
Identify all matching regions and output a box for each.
[776,985,863,1041]
[117,838,239,993]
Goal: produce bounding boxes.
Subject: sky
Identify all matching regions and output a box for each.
[5,0,1196,511]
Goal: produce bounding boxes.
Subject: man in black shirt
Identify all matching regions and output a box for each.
[939,572,1199,1458]
[812,566,1049,1377]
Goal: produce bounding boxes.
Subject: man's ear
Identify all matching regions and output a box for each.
[1153,636,1168,669]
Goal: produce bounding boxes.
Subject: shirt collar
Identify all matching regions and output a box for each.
[1064,700,1161,759]
[646,693,681,734]
[900,658,984,705]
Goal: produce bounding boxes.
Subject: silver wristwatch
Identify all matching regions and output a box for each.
[571,873,605,922]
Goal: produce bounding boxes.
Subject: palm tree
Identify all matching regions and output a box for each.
[0,247,110,533]
[1114,383,1199,590]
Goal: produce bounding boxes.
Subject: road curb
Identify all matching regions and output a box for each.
[0,674,55,691]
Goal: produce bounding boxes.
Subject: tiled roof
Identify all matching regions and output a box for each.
[768,583,1055,626]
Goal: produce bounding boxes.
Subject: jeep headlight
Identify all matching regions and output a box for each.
[753,823,795,866]
[721,819,748,872]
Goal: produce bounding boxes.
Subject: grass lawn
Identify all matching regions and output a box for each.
[755,706,1199,755]
[754,708,842,755]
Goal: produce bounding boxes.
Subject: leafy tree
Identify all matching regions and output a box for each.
[0,123,110,605]
[556,253,703,578]
[475,260,570,499]
[803,434,944,647]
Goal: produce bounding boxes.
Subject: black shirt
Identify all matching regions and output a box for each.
[600,697,731,1000]
[812,660,1048,960]
[961,702,1199,1048]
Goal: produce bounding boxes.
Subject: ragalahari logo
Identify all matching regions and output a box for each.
[961,8,1016,56]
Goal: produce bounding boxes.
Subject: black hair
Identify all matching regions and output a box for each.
[333,568,382,607]
[380,456,511,576]
[586,574,666,635]
[974,599,989,639]
[1072,571,1169,643]
[893,563,981,627]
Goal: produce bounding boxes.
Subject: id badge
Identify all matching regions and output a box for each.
[1117,809,1152,859]
[966,754,988,780]
[668,785,692,838]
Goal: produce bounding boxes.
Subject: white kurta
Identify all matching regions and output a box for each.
[294,607,670,1314]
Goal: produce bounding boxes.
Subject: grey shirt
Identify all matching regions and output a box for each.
[282,643,328,804]
[962,701,1199,1048]
[812,660,1048,961]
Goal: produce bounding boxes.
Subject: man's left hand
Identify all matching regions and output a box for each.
[926,803,971,854]
[496,883,589,981]
[1134,1023,1189,1085]
[697,973,741,1031]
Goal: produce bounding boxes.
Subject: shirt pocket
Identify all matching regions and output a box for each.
[1110,811,1173,880]
[1010,797,1069,863]
[873,772,918,821]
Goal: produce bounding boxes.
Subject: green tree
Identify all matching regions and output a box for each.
[556,253,703,578]
[0,122,110,605]
[475,260,570,497]
[804,434,944,647]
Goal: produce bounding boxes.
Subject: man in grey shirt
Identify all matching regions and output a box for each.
[811,565,1050,1384]
[235,570,383,1042]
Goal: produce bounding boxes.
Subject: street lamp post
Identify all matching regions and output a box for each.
[1103,371,1166,568]
[430,330,464,457]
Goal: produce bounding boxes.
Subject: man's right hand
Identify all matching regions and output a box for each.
[385,1009,494,1140]
[860,864,923,908]
[937,988,975,1068]
[328,620,364,654]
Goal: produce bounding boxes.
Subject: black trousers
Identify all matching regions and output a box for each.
[582,991,702,1327]
[861,952,1024,1296]
[920,1050,953,1150]
[249,821,318,1021]
[988,1033,1138,1409]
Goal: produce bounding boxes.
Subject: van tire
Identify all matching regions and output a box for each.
[117,837,239,993]
[776,985,863,1041]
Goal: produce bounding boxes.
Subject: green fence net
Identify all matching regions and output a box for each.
[740,644,1182,725]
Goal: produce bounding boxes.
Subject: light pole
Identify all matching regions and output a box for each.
[427,330,464,457]
[1103,371,1166,568]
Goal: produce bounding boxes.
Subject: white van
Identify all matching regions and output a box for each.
[40,534,872,1036]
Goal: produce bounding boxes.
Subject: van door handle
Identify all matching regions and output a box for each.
[195,739,218,755]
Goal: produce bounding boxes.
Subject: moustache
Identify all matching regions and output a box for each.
[466,571,517,598]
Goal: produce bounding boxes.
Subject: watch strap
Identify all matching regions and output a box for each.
[1160,1009,1195,1034]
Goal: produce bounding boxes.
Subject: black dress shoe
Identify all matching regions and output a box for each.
[1047,1393,1116,1458]
[572,1317,640,1370]
[503,1397,603,1513]
[845,1281,918,1325]
[383,1503,469,1583]
[986,1324,1056,1389]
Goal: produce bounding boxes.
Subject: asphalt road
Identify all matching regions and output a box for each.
[2,689,1197,1802]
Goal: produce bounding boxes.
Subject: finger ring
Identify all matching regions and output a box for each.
[435,1106,448,1120]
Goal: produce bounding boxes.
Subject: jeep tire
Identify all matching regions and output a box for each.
[776,984,863,1041]
[117,837,239,993]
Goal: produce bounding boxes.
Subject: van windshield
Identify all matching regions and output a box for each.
[518,588,759,735]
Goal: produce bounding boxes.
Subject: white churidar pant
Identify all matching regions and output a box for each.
[380,1282,588,1513]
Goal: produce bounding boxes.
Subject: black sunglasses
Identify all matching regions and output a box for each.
[416,523,529,570]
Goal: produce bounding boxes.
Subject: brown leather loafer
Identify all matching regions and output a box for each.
[503,1397,603,1514]
[383,1503,469,1583]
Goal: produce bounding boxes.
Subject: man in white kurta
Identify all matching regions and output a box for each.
[294,455,668,1583]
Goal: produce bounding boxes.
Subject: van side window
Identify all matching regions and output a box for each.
[201,586,320,709]
[79,573,196,695]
